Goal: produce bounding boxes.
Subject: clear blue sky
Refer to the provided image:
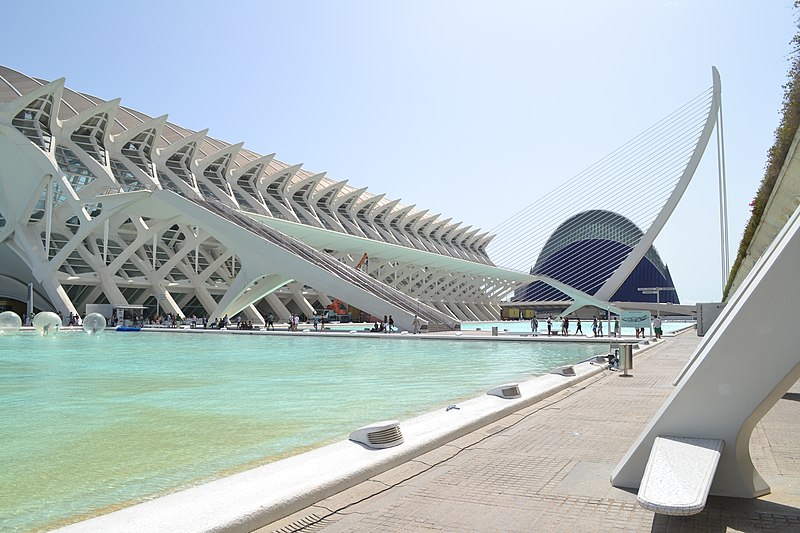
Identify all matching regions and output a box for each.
[4,0,796,303]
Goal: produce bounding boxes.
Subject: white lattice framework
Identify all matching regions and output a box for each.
[0,66,722,326]
[0,66,514,328]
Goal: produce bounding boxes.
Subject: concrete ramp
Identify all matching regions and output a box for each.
[612,204,800,499]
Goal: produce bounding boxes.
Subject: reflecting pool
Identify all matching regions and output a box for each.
[0,331,605,531]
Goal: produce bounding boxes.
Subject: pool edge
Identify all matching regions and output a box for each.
[53,339,665,533]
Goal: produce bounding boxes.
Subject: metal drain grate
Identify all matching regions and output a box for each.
[272,513,336,532]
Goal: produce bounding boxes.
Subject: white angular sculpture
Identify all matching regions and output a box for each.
[612,204,800,501]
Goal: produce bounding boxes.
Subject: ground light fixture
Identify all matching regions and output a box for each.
[487,383,522,399]
[551,365,577,377]
[349,420,404,449]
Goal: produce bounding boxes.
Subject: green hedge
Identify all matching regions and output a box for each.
[723,2,800,300]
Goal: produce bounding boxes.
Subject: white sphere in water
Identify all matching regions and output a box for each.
[33,311,62,336]
[0,311,22,335]
[83,312,107,335]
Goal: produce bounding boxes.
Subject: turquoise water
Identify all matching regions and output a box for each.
[460,320,694,336]
[0,331,605,531]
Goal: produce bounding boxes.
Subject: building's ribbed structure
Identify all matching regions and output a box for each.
[512,210,680,304]
[0,67,721,327]
[0,66,529,330]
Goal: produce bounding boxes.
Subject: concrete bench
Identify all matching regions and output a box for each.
[637,436,724,516]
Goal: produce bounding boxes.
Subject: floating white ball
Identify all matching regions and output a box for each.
[82,313,107,335]
[0,311,22,335]
[33,311,61,336]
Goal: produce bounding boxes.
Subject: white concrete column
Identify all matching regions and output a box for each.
[240,304,266,327]
[38,277,77,316]
[467,303,492,321]
[432,302,451,316]
[456,303,480,321]
[316,291,333,308]
[288,281,315,317]
[192,285,222,320]
[264,292,291,321]
[149,285,182,318]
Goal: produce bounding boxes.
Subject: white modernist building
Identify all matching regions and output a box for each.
[0,66,536,331]
[0,66,723,329]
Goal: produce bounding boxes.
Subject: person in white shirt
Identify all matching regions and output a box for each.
[653,316,663,339]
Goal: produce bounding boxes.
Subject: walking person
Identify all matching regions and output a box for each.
[575,317,582,335]
[412,315,421,334]
[266,312,274,331]
[653,315,663,339]
[547,315,553,336]
[388,315,394,333]
[592,316,598,337]
[530,315,539,335]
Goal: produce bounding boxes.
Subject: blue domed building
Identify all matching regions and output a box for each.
[513,210,679,304]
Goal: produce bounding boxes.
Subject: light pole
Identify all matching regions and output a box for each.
[637,287,675,317]
[27,283,33,325]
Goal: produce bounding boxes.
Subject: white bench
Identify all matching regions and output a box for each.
[637,436,724,516]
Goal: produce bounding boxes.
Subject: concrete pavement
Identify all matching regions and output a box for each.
[260,331,800,532]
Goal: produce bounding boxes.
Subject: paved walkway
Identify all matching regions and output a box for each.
[259,331,800,532]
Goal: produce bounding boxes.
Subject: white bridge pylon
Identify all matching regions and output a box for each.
[487,67,723,311]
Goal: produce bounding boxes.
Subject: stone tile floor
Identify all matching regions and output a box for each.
[260,333,800,532]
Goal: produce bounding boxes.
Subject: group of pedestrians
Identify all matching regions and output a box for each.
[530,315,584,336]
[367,313,421,334]
[220,310,426,334]
[261,311,328,332]
[65,312,82,327]
[370,314,396,333]
[591,316,603,337]
[311,313,327,330]
[149,312,184,328]
[528,311,664,339]
[526,313,623,338]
